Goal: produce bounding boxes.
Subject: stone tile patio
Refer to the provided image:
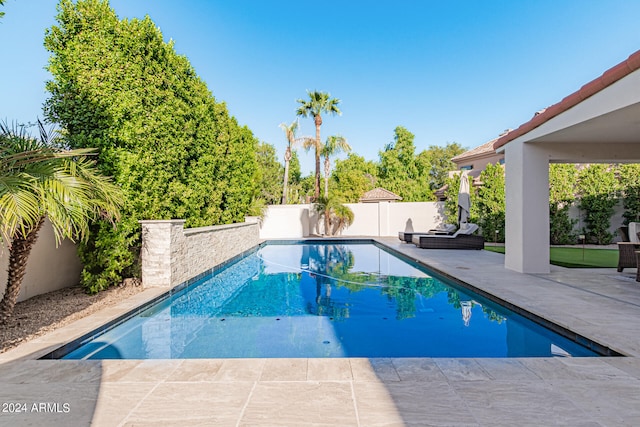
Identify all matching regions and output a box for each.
[1,237,639,426]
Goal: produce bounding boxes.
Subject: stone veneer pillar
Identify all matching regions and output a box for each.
[139,220,186,288]
[139,219,260,288]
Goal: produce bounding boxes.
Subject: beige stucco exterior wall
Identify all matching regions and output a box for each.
[139,220,260,288]
[0,218,82,302]
[454,153,504,178]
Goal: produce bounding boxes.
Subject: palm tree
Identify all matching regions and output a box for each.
[278,119,299,204]
[314,196,354,236]
[0,121,122,322]
[296,90,341,200]
[321,135,350,198]
[332,202,355,235]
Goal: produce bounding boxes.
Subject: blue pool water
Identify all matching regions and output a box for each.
[62,242,598,359]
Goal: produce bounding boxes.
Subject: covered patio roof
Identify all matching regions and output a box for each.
[494,50,640,273]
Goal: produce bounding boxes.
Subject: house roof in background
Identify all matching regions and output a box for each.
[493,50,640,150]
[360,187,402,202]
[452,130,510,163]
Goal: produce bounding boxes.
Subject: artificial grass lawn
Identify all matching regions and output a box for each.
[484,246,618,268]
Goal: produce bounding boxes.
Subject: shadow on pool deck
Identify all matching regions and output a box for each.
[0,237,639,425]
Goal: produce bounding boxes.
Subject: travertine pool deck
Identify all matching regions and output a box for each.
[1,237,639,426]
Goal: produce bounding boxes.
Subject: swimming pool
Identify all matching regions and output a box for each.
[59,242,599,359]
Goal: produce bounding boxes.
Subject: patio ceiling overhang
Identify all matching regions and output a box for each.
[492,51,640,273]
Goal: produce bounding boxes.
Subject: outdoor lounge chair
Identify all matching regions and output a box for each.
[411,223,484,249]
[398,224,456,243]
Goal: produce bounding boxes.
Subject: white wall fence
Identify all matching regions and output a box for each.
[259,202,447,238]
[259,200,630,241]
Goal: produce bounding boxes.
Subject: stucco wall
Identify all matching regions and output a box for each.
[568,199,627,242]
[139,220,260,288]
[455,154,504,180]
[0,218,82,302]
[259,205,310,238]
[338,203,379,236]
[260,201,447,238]
[387,202,447,235]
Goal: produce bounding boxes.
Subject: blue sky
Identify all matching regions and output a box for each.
[2,1,640,175]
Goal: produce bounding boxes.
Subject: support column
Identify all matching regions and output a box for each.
[504,142,550,273]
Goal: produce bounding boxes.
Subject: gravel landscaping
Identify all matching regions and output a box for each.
[0,281,143,353]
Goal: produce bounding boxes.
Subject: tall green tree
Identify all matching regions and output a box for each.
[378,126,434,201]
[475,163,505,242]
[255,142,283,205]
[0,121,122,321]
[549,164,578,244]
[420,142,466,191]
[278,119,299,204]
[331,153,377,203]
[577,164,618,244]
[296,90,341,199]
[288,150,302,184]
[282,150,305,204]
[44,0,258,291]
[295,174,316,203]
[619,163,640,225]
[321,135,350,198]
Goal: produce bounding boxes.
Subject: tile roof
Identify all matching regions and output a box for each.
[360,187,402,202]
[452,130,510,163]
[493,49,640,150]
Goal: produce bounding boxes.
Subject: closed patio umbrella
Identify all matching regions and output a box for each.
[457,170,471,227]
